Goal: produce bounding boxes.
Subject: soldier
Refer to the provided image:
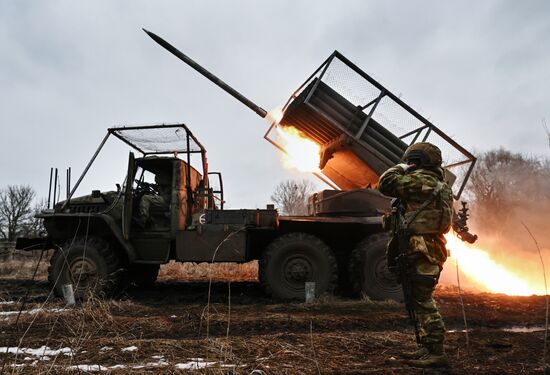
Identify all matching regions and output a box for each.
[138,173,171,227]
[377,142,454,368]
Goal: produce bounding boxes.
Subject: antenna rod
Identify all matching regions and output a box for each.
[66,168,69,199]
[143,28,268,118]
[47,168,53,209]
[53,168,58,207]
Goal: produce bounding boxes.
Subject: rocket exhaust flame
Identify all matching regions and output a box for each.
[266,106,284,125]
[445,233,545,296]
[276,126,321,173]
[267,107,321,173]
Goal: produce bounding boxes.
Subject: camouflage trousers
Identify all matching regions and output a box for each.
[411,256,445,347]
[139,195,168,221]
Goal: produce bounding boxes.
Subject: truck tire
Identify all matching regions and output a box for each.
[127,264,160,287]
[48,237,122,298]
[260,232,337,300]
[349,233,403,302]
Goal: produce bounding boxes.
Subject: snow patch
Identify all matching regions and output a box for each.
[99,346,113,351]
[121,345,138,352]
[10,363,30,368]
[0,345,73,358]
[145,361,169,367]
[66,364,109,372]
[6,355,232,372]
[0,308,67,319]
[175,358,218,370]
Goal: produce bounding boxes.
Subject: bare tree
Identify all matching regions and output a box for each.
[271,179,315,215]
[21,198,47,238]
[0,185,36,241]
[468,148,550,216]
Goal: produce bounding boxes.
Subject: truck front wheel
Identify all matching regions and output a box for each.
[260,232,337,300]
[48,237,122,298]
[349,233,403,302]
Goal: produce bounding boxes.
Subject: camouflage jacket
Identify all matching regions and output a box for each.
[377,165,453,265]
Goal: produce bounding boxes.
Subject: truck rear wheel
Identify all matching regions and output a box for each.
[260,232,337,300]
[48,237,122,299]
[349,233,403,302]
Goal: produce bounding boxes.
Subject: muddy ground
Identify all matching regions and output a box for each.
[0,266,548,374]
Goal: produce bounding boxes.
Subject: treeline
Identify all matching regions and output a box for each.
[270,148,550,219]
[0,185,44,242]
[466,148,550,244]
[468,148,550,212]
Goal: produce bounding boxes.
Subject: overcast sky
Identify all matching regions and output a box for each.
[1,1,548,208]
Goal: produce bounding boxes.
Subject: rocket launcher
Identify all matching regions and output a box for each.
[143,29,476,200]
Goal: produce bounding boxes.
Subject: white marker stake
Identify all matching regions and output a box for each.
[305,282,316,303]
[62,284,76,307]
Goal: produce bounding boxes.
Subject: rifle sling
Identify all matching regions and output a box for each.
[402,181,444,229]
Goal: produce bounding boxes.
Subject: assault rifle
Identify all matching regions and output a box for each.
[396,229,422,344]
[389,199,421,344]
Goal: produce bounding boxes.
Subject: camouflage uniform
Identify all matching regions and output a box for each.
[138,174,171,226]
[139,194,169,220]
[378,162,453,354]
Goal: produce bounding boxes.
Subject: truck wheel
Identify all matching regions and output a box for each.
[349,233,403,302]
[48,237,122,298]
[260,232,337,300]
[128,264,160,287]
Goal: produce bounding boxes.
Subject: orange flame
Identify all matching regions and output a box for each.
[276,126,321,173]
[445,233,545,296]
[267,107,321,173]
[266,106,284,124]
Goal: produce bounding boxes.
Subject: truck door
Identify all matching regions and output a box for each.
[129,159,172,263]
[122,152,135,240]
[207,172,224,209]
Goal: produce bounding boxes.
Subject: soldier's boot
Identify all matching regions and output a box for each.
[407,344,449,368]
[400,346,429,360]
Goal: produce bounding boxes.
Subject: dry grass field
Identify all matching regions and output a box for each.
[0,252,548,374]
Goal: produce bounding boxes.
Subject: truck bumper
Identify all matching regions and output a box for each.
[15,237,53,251]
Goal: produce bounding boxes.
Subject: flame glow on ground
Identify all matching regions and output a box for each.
[445,233,545,296]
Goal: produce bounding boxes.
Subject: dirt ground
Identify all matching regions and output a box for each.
[0,260,548,374]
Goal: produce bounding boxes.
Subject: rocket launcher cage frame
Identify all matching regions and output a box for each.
[264,51,476,199]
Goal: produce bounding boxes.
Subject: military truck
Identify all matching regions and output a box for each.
[15,32,477,302]
[16,122,395,300]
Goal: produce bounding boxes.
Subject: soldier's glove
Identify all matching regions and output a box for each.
[396,163,412,172]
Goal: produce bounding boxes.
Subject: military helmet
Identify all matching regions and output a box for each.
[403,142,442,168]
